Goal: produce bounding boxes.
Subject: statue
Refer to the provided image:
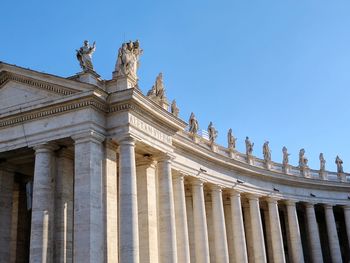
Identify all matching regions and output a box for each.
[227,128,237,150]
[263,141,271,162]
[207,122,218,144]
[299,148,308,168]
[282,146,290,166]
[335,155,344,173]
[319,153,326,172]
[147,73,167,100]
[188,112,199,135]
[245,136,254,156]
[76,40,96,72]
[171,100,179,117]
[115,40,143,79]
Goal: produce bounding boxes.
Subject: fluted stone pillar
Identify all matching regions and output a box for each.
[285,200,304,263]
[344,206,350,247]
[211,185,229,263]
[157,155,177,262]
[118,136,139,263]
[230,191,248,263]
[136,157,158,263]
[266,198,286,263]
[192,179,210,263]
[0,168,14,262]
[29,143,56,263]
[173,173,190,263]
[73,132,105,263]
[247,194,267,263]
[324,204,342,263]
[305,203,323,263]
[54,148,73,263]
[105,141,118,263]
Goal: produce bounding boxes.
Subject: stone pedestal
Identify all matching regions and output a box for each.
[109,73,137,93]
[319,170,328,180]
[76,70,101,86]
[247,155,254,165]
[338,172,346,182]
[283,164,290,174]
[301,167,311,178]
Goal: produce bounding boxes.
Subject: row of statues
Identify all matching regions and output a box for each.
[188,112,345,173]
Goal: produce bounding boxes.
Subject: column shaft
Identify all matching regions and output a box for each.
[185,189,196,262]
[118,137,139,263]
[29,144,55,263]
[267,198,286,263]
[248,195,267,263]
[157,156,177,262]
[0,168,14,262]
[285,201,304,263]
[344,206,350,248]
[73,133,105,263]
[324,204,342,263]
[192,180,210,263]
[230,192,248,263]
[211,186,229,263]
[173,174,190,262]
[305,203,323,263]
[242,202,254,263]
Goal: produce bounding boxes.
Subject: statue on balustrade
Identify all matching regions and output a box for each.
[76,40,96,72]
[299,148,309,168]
[335,155,344,173]
[319,153,326,172]
[208,122,218,144]
[115,40,143,79]
[245,136,254,156]
[147,73,167,101]
[282,146,290,166]
[189,112,199,135]
[263,141,271,162]
[227,128,237,150]
[171,100,179,117]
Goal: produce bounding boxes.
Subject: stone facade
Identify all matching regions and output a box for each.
[0,49,350,263]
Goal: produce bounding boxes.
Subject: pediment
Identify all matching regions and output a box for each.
[0,80,63,111]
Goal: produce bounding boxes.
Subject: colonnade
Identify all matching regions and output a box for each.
[0,135,350,262]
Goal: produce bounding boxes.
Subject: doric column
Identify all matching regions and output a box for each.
[136,157,158,263]
[230,190,248,263]
[29,143,56,263]
[185,186,196,262]
[0,167,15,262]
[324,204,342,263]
[73,131,105,263]
[285,200,304,263]
[343,206,350,246]
[105,141,118,262]
[157,154,177,262]
[54,148,74,263]
[305,203,323,263]
[118,136,139,263]
[173,173,190,263]
[242,201,254,262]
[266,198,286,263]
[247,194,267,263]
[192,179,210,263]
[211,185,229,263]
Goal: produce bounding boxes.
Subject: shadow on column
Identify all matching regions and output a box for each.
[296,204,310,263]
[315,204,331,262]
[334,206,350,262]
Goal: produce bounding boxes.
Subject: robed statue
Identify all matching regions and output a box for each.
[189,113,199,135]
[263,141,271,162]
[115,40,143,79]
[245,137,254,156]
[227,128,237,150]
[208,122,218,144]
[76,40,96,72]
[335,155,344,174]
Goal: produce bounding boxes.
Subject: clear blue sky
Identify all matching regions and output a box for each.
[1,0,350,172]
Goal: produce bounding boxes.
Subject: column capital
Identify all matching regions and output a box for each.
[229,189,242,197]
[191,177,207,187]
[265,197,280,204]
[104,138,118,151]
[136,155,157,168]
[172,171,187,181]
[342,205,350,211]
[209,184,225,192]
[284,199,299,206]
[156,152,175,163]
[33,142,58,153]
[72,130,105,144]
[323,203,335,210]
[245,193,261,201]
[304,202,317,209]
[57,147,74,159]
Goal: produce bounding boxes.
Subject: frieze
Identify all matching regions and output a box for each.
[129,115,172,145]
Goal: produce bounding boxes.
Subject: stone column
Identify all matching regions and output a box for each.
[136,157,158,263]
[266,198,286,263]
[285,200,304,263]
[185,187,196,262]
[29,143,56,263]
[242,201,254,263]
[54,148,74,263]
[157,155,177,262]
[118,136,139,263]
[343,206,350,247]
[210,185,229,263]
[0,167,14,262]
[305,203,323,263]
[173,173,190,263]
[73,132,105,263]
[324,204,342,263]
[192,179,210,263]
[105,141,118,263]
[247,194,267,263]
[230,191,248,263]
